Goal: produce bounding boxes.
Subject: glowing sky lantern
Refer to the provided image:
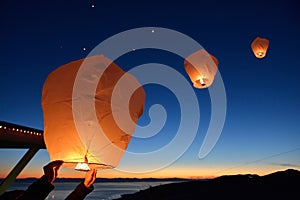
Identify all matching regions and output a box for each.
[251,37,269,58]
[42,55,145,171]
[184,49,219,89]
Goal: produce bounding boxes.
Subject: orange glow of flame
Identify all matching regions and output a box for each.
[196,77,206,86]
[257,51,264,57]
[75,162,90,171]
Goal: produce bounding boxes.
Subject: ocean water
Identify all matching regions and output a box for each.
[7,181,175,200]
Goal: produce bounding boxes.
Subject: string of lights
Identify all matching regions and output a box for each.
[0,121,45,149]
[0,121,42,137]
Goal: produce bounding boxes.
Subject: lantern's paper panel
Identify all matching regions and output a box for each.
[184,49,219,89]
[42,55,146,169]
[251,37,269,58]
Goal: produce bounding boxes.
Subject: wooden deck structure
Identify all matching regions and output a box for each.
[0,121,45,195]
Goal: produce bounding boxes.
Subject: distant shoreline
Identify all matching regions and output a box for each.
[0,177,194,183]
[115,169,300,200]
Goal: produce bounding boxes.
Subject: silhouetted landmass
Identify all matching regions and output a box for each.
[115,169,300,200]
[1,169,299,199]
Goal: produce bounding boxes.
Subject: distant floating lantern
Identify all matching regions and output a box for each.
[42,55,146,171]
[251,37,269,58]
[184,49,219,89]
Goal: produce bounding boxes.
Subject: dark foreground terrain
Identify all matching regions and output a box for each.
[116,169,300,200]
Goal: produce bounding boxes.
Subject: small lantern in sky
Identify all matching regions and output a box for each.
[251,37,269,58]
[184,49,219,89]
[42,55,145,171]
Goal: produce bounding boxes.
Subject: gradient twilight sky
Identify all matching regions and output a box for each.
[0,0,300,179]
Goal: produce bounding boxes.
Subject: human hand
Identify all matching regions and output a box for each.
[43,160,63,184]
[83,168,97,188]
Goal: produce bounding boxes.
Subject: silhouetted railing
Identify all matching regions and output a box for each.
[0,121,45,149]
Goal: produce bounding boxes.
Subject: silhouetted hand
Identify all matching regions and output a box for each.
[84,168,97,188]
[43,160,64,184]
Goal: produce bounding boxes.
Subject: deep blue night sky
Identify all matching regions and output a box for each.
[0,0,299,178]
